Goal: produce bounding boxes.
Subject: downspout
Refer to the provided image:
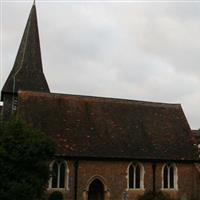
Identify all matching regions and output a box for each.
[152,163,157,194]
[73,160,79,200]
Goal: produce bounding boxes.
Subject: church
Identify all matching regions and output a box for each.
[1,2,200,200]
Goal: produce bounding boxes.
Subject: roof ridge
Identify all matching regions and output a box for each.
[18,90,181,108]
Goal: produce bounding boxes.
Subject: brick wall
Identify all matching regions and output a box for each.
[47,160,200,200]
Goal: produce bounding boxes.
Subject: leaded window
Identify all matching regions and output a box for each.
[128,163,144,189]
[50,161,67,189]
[163,163,177,189]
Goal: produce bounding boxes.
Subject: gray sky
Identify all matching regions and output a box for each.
[1,0,200,129]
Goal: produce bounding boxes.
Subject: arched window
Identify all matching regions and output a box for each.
[128,163,144,189]
[52,162,58,188]
[49,161,68,189]
[162,163,177,189]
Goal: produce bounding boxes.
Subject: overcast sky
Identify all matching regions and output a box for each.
[1,0,200,129]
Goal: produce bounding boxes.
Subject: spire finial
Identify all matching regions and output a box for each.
[33,0,36,5]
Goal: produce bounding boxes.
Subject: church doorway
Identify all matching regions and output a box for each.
[88,179,104,200]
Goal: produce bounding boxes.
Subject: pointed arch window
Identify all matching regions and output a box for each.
[162,163,178,189]
[128,163,144,189]
[49,160,68,189]
[52,162,58,188]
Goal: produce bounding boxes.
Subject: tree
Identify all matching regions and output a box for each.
[0,117,55,200]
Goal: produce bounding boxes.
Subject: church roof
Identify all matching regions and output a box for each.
[1,4,49,100]
[193,130,200,143]
[17,91,199,162]
[193,130,200,136]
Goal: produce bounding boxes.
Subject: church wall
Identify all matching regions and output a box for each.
[77,160,130,200]
[176,163,200,200]
[33,159,200,200]
[155,163,200,200]
[52,160,199,200]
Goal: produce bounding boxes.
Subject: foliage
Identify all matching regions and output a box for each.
[48,191,64,200]
[138,191,173,200]
[0,117,55,200]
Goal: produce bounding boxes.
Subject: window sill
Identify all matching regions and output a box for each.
[47,188,69,191]
[161,188,178,191]
[127,188,145,191]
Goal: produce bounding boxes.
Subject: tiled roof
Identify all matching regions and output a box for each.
[193,130,200,137]
[193,130,200,144]
[17,91,199,161]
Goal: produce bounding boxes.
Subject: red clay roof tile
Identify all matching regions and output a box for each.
[17,91,199,161]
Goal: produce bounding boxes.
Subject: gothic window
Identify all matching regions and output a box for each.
[162,163,177,189]
[52,162,58,188]
[128,163,144,189]
[59,162,65,188]
[49,161,68,189]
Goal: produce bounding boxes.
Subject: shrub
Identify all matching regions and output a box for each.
[138,191,172,200]
[48,191,64,200]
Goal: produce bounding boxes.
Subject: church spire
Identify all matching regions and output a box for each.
[1,2,50,101]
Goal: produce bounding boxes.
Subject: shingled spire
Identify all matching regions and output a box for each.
[1,2,50,102]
